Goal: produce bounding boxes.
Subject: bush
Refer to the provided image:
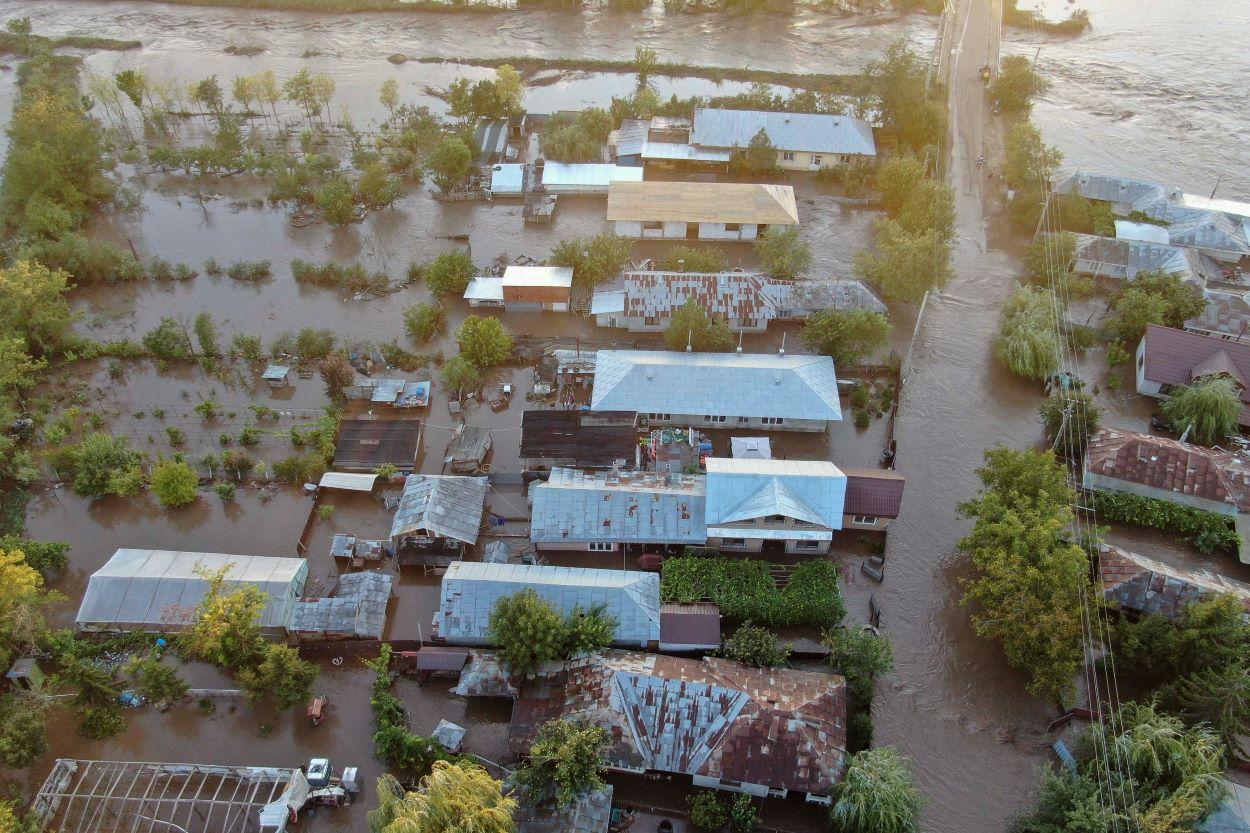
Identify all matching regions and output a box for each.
[728,794,759,833]
[660,245,729,274]
[224,260,272,281]
[273,454,327,484]
[232,333,264,362]
[455,315,513,368]
[150,458,199,507]
[721,624,791,668]
[403,303,445,343]
[660,558,844,627]
[77,704,126,739]
[291,258,388,291]
[688,791,729,831]
[441,355,481,392]
[754,226,810,279]
[17,234,142,285]
[1162,377,1242,446]
[422,251,477,296]
[823,626,894,706]
[994,286,1059,380]
[550,233,631,287]
[61,433,143,498]
[847,711,873,752]
[513,719,608,808]
[214,482,235,501]
[540,109,613,162]
[1090,491,1240,555]
[142,317,193,362]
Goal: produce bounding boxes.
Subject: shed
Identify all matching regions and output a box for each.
[501,265,574,312]
[483,540,510,563]
[519,410,639,469]
[730,437,772,460]
[474,118,511,163]
[332,418,422,472]
[413,646,470,672]
[539,163,642,195]
[1115,219,1172,245]
[659,602,721,651]
[448,425,493,473]
[607,182,798,242]
[488,163,526,196]
[261,364,290,388]
[287,571,393,640]
[76,549,307,633]
[317,472,380,493]
[390,474,489,546]
[464,276,505,307]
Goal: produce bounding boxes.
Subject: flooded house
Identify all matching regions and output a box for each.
[1097,544,1250,620]
[703,458,847,556]
[532,161,642,195]
[508,650,847,803]
[606,181,798,242]
[463,265,574,312]
[332,418,423,472]
[842,468,907,532]
[1067,233,1213,286]
[1187,288,1250,344]
[1135,324,1250,428]
[389,473,489,567]
[590,270,885,333]
[589,350,841,432]
[518,409,639,470]
[612,116,732,171]
[690,107,877,170]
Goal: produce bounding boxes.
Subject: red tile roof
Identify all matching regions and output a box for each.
[1141,324,1250,425]
[1083,427,1250,511]
[1097,544,1250,619]
[841,468,906,518]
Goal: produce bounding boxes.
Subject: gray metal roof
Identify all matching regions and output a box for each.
[1053,172,1171,206]
[76,549,307,631]
[590,350,841,422]
[692,108,876,156]
[765,278,886,315]
[704,457,846,530]
[437,562,661,647]
[541,163,642,188]
[530,467,707,545]
[390,474,489,545]
[288,571,392,639]
[261,364,289,380]
[1070,233,1206,284]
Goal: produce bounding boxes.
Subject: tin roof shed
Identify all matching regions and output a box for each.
[390,474,489,545]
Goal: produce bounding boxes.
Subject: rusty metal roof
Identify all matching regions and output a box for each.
[1098,544,1250,619]
[841,468,906,519]
[509,650,846,795]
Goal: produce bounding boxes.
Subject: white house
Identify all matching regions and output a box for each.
[691,108,877,170]
[606,181,798,241]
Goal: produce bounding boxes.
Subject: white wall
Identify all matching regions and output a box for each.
[1135,338,1163,397]
[642,413,829,432]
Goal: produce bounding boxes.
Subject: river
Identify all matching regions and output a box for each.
[8,0,1250,829]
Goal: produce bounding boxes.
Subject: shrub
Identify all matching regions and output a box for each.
[660,245,728,274]
[455,315,513,368]
[232,334,264,362]
[273,454,326,484]
[754,226,810,279]
[214,482,235,501]
[549,234,631,287]
[688,792,729,831]
[291,258,388,291]
[224,260,272,281]
[403,303,445,343]
[823,626,895,706]
[61,433,143,498]
[660,557,844,627]
[994,286,1059,380]
[441,355,481,392]
[1090,491,1240,555]
[142,317,193,362]
[721,624,791,667]
[422,251,477,296]
[150,458,199,507]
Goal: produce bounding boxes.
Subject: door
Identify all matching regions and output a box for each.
[685,222,699,239]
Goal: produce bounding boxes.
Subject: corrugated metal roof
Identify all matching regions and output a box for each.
[704,457,845,529]
[414,646,470,671]
[318,472,380,492]
[530,467,706,545]
[438,562,661,647]
[490,163,525,194]
[1115,219,1171,245]
[692,108,876,156]
[613,119,649,158]
[641,142,733,162]
[730,437,771,459]
[390,474,489,545]
[502,265,574,288]
[261,364,289,380]
[288,571,392,639]
[589,290,626,315]
[77,549,307,631]
[1188,289,1250,343]
[607,182,798,225]
[842,468,906,518]
[464,276,504,302]
[1070,233,1207,284]
[590,350,841,422]
[541,163,642,188]
[659,602,721,650]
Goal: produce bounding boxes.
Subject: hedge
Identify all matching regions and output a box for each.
[659,557,844,628]
[1089,491,1241,555]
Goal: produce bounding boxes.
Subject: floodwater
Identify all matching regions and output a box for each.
[11,0,1250,829]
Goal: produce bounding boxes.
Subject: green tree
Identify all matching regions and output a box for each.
[1024,232,1076,289]
[356,161,403,211]
[0,337,45,397]
[237,643,318,710]
[422,251,477,296]
[1163,663,1250,757]
[994,286,1060,381]
[633,46,660,86]
[403,302,445,343]
[124,656,189,703]
[1003,121,1063,191]
[180,567,266,667]
[876,155,928,215]
[319,353,357,400]
[896,179,956,243]
[550,234,632,287]
[730,128,779,176]
[865,39,944,153]
[1039,392,1100,458]
[540,109,614,162]
[142,317,193,362]
[659,245,728,273]
[150,458,199,507]
[663,298,735,353]
[426,137,473,193]
[455,315,513,368]
[62,433,143,498]
[754,226,811,279]
[1111,593,1248,685]
[823,626,894,706]
[514,719,608,807]
[728,794,759,833]
[991,54,1049,113]
[441,355,482,392]
[687,792,729,832]
[114,69,147,109]
[855,219,950,303]
[721,624,791,668]
[0,536,69,576]
[801,308,892,366]
[958,447,1089,705]
[562,604,617,657]
[487,589,564,675]
[379,78,400,118]
[368,763,517,833]
[0,261,74,358]
[193,311,220,357]
[315,176,357,226]
[830,748,923,833]
[0,692,48,769]
[1126,269,1206,330]
[1108,286,1169,343]
[1162,376,1242,445]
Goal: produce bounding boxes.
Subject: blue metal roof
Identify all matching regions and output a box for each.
[704,458,846,530]
[530,468,706,545]
[692,108,876,156]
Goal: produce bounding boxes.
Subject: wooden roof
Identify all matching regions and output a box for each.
[607,181,799,226]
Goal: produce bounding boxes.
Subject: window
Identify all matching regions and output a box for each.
[761,417,785,426]
[852,515,877,525]
[723,538,747,547]
[795,540,821,550]
[724,223,741,232]
[588,542,614,552]
[737,416,750,424]
[1137,353,1145,369]
[650,412,671,421]
[811,155,823,166]
[781,152,795,162]
[642,220,663,230]
[703,415,726,423]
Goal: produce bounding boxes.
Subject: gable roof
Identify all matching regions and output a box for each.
[502,265,574,288]
[704,458,845,529]
[692,108,876,157]
[437,562,661,647]
[590,350,841,422]
[607,182,799,226]
[1097,544,1250,620]
[1068,233,1211,285]
[842,468,906,518]
[1188,289,1250,344]
[1141,324,1250,425]
[529,467,707,545]
[1083,427,1250,511]
[509,650,847,796]
[389,474,488,544]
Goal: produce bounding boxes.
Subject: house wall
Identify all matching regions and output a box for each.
[706,533,832,556]
[504,285,571,306]
[641,413,828,432]
[1135,338,1164,397]
[532,541,621,553]
[607,316,768,334]
[774,149,869,170]
[612,220,761,241]
[842,514,890,531]
[1084,471,1238,517]
[468,298,505,308]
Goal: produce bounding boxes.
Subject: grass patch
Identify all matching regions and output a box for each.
[0,31,140,56]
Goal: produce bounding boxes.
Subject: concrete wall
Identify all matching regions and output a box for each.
[641,413,828,432]
[1085,471,1238,517]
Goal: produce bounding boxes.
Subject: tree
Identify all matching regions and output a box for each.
[687,792,729,832]
[1107,286,1169,344]
[143,317,194,362]
[491,65,524,118]
[114,69,147,109]
[823,626,894,706]
[731,128,779,177]
[864,39,944,153]
[896,179,956,243]
[150,458,199,507]
[0,693,48,769]
[403,303,445,343]
[876,155,927,215]
[514,720,608,807]
[0,549,57,671]
[441,355,482,392]
[237,643,318,710]
[994,286,1060,381]
[1163,663,1250,757]
[455,315,513,368]
[355,161,403,211]
[1023,232,1076,289]
[855,219,950,303]
[1162,376,1242,445]
[62,433,143,498]
[319,353,357,400]
[562,604,617,657]
[1130,269,1206,329]
[1004,121,1062,192]
[0,261,74,358]
[659,245,728,273]
[426,137,473,193]
[369,763,517,833]
[1039,392,1100,458]
[634,46,660,86]
[379,78,400,118]
[754,226,811,279]
[830,748,923,833]
[180,567,266,667]
[487,589,564,675]
[1112,593,1248,685]
[315,176,357,225]
[958,447,1089,704]
[549,234,632,287]
[0,337,45,397]
[721,624,791,668]
[801,308,892,366]
[664,299,735,353]
[422,251,477,296]
[0,536,68,576]
[540,109,614,162]
[991,55,1048,113]
[124,656,189,703]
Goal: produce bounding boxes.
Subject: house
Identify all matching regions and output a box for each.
[435,562,661,648]
[691,108,877,170]
[463,265,574,312]
[1082,427,1250,563]
[508,650,847,803]
[612,117,733,170]
[1135,324,1250,428]
[1068,233,1215,286]
[529,467,707,553]
[842,468,906,531]
[518,410,639,469]
[389,474,489,563]
[590,350,841,432]
[606,181,798,241]
[343,378,430,408]
[535,162,642,195]
[333,418,422,472]
[287,571,393,641]
[704,458,846,555]
[1097,544,1250,620]
[590,271,885,334]
[447,425,492,474]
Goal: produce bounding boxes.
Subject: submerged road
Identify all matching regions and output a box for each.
[872,0,1055,829]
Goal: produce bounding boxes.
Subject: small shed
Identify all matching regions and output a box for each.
[448,425,492,473]
[261,364,290,388]
[659,602,721,652]
[731,436,772,460]
[501,266,574,313]
[318,472,380,493]
[332,418,422,473]
[6,657,45,690]
[483,540,511,563]
[464,276,505,308]
[538,163,642,196]
[475,118,512,164]
[488,163,527,196]
[432,719,467,753]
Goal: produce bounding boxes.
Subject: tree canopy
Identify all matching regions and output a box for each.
[422,251,477,297]
[856,219,951,303]
[801,308,892,366]
[663,298,735,353]
[541,109,613,162]
[514,719,608,807]
[659,245,728,273]
[369,764,517,833]
[720,624,792,668]
[1162,376,1242,446]
[995,286,1060,380]
[1107,269,1206,343]
[754,226,811,279]
[549,234,632,287]
[830,748,923,833]
[426,137,473,193]
[150,457,199,507]
[455,315,513,368]
[991,55,1049,113]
